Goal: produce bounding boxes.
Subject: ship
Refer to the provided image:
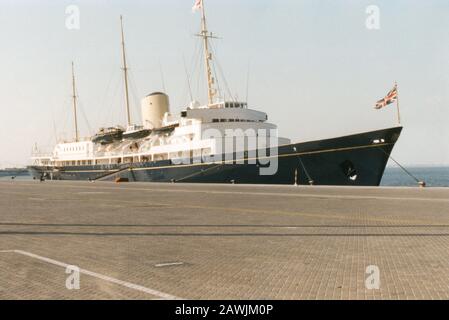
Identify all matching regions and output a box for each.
[28,2,402,186]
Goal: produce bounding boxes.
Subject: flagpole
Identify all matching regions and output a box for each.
[395,82,401,125]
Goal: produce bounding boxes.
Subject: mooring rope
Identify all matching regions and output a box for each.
[298,156,314,185]
[174,163,224,183]
[380,148,425,186]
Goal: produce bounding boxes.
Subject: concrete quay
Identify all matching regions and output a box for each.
[0,180,448,299]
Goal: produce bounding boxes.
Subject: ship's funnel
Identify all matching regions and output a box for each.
[141,92,170,129]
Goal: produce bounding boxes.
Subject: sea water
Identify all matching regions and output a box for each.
[381,166,449,187]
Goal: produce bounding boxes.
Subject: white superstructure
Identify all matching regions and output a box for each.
[32,98,290,167]
[31,1,290,169]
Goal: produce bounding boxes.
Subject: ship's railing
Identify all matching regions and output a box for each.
[31,152,53,158]
[56,137,92,143]
[94,150,141,158]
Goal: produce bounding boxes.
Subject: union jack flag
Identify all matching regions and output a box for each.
[192,0,202,12]
[375,84,398,109]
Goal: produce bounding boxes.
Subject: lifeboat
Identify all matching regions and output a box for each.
[92,126,124,145]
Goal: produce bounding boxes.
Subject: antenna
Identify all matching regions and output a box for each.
[120,15,131,127]
[71,62,79,142]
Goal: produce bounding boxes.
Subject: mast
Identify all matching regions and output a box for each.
[198,0,217,106]
[120,15,131,127]
[71,62,79,142]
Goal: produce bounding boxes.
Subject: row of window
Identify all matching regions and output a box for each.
[57,160,93,166]
[53,148,213,166]
[62,146,86,152]
[212,119,263,123]
[224,102,247,109]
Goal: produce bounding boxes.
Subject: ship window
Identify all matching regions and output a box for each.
[212,119,219,123]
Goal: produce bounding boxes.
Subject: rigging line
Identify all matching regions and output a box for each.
[76,98,93,137]
[206,41,223,100]
[188,37,199,79]
[191,37,203,100]
[107,73,123,127]
[127,69,142,119]
[379,148,424,184]
[123,54,139,115]
[46,84,65,145]
[195,41,204,101]
[174,163,224,182]
[179,57,191,104]
[209,51,222,100]
[209,42,234,101]
[207,41,219,89]
[59,96,71,142]
[72,77,93,137]
[298,156,314,185]
[183,54,193,102]
[215,56,233,102]
[187,38,200,100]
[97,69,120,128]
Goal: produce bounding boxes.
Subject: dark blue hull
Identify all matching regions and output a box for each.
[28,127,402,186]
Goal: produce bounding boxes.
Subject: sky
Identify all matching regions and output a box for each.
[0,0,448,167]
